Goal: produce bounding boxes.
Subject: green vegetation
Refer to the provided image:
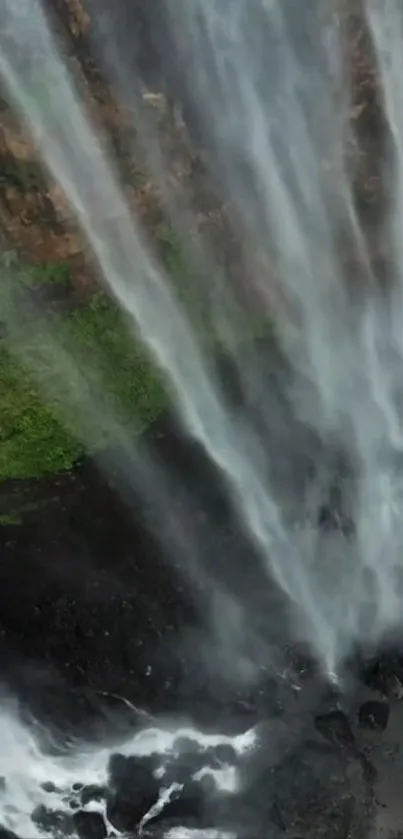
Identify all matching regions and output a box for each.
[19,260,71,288]
[0,255,167,484]
[0,512,22,526]
[0,235,273,492]
[0,345,83,481]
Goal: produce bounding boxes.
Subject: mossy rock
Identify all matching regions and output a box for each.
[0,242,274,488]
[0,254,168,483]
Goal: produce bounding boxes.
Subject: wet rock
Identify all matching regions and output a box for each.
[359,654,403,698]
[358,700,390,731]
[259,743,369,839]
[68,798,80,810]
[0,829,20,839]
[31,804,73,835]
[146,779,215,830]
[269,801,287,831]
[106,753,160,832]
[41,781,58,793]
[173,736,202,755]
[80,784,106,806]
[164,751,207,785]
[314,710,357,751]
[209,743,237,764]
[73,810,107,839]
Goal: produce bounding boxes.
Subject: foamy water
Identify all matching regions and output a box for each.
[0,700,256,837]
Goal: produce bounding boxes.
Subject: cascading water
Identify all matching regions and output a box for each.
[0,0,403,836]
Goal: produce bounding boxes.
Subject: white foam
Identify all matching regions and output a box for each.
[0,703,257,837]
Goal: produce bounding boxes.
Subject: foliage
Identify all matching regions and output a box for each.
[0,236,273,486]
[0,344,83,481]
[0,512,22,526]
[0,258,167,482]
[20,260,71,288]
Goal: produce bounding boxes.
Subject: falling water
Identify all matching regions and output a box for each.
[0,0,403,834]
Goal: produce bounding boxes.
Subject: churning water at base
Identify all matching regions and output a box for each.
[1,0,403,834]
[0,700,255,837]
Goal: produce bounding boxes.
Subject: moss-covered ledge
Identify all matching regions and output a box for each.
[0,255,168,488]
[0,241,273,519]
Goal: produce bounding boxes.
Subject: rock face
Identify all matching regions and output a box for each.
[0,0,166,281]
[0,0,388,280]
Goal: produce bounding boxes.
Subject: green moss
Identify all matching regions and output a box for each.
[58,292,168,439]
[0,345,83,481]
[0,512,22,526]
[20,261,71,288]
[0,259,168,482]
[0,238,274,485]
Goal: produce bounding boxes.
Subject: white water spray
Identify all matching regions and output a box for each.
[0,699,255,837]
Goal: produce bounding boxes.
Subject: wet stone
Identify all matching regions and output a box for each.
[146,779,215,830]
[107,753,160,832]
[269,800,287,831]
[80,784,106,806]
[173,736,202,755]
[68,798,80,810]
[164,750,207,785]
[314,710,357,751]
[209,742,237,764]
[358,700,390,731]
[41,781,58,793]
[0,829,20,839]
[31,804,73,835]
[359,654,403,697]
[73,810,107,839]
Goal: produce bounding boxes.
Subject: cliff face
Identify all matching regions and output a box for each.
[0,1,393,491]
[0,0,387,275]
[0,0,169,282]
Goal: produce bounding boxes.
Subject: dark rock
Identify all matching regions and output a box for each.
[146,780,214,830]
[0,829,20,839]
[31,804,73,835]
[210,743,237,764]
[173,736,202,755]
[80,784,106,806]
[41,781,58,793]
[269,801,287,831]
[73,810,107,839]
[358,700,390,731]
[359,654,403,698]
[108,753,159,788]
[315,710,357,751]
[107,753,160,833]
[165,751,207,785]
[255,743,369,839]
